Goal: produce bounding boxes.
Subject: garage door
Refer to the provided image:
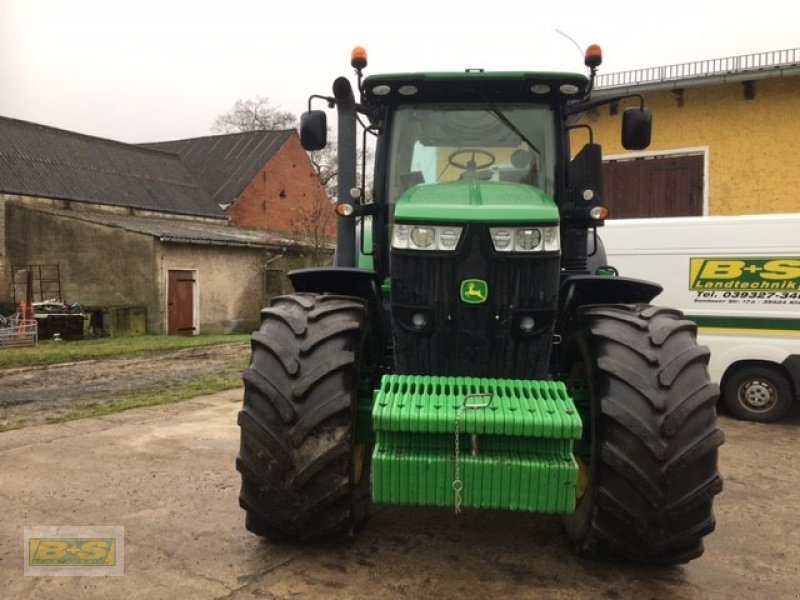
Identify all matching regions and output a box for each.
[602,154,704,218]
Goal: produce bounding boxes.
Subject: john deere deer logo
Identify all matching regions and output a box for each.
[460,279,488,304]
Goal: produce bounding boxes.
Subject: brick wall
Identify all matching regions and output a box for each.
[584,76,800,215]
[227,134,335,237]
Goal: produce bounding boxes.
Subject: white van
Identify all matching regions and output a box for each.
[598,214,800,422]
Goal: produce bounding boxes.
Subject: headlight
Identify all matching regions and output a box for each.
[410,227,435,248]
[542,226,559,251]
[516,228,542,250]
[392,224,464,251]
[439,228,460,249]
[492,229,512,250]
[490,226,560,253]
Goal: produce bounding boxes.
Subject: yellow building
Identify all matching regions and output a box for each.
[582,48,800,218]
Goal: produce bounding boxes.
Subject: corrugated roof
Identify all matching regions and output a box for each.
[141,130,294,206]
[0,116,224,218]
[15,205,303,249]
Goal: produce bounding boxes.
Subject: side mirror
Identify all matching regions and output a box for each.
[300,110,327,151]
[621,107,652,150]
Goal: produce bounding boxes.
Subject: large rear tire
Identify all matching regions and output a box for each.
[236,293,376,540]
[562,304,724,565]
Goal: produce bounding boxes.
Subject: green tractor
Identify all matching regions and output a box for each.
[236,46,723,565]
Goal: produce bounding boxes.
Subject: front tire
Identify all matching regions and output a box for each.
[236,293,376,540]
[562,304,724,565]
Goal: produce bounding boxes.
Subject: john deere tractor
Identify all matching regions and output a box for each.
[236,46,723,565]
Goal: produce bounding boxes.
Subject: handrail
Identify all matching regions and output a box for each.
[596,48,800,89]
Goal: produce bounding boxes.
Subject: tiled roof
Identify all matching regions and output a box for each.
[141,130,294,206]
[0,116,224,218]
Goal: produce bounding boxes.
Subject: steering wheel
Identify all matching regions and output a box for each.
[447,149,496,172]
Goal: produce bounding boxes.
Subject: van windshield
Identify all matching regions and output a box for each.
[385,104,556,205]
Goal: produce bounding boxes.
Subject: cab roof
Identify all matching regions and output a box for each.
[362,71,590,105]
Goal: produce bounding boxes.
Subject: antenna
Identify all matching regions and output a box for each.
[555,29,585,59]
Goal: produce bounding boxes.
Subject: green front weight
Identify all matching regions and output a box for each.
[371,374,582,513]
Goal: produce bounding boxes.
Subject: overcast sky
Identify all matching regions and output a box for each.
[1,1,797,144]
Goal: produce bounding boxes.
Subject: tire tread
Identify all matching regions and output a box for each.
[236,293,371,540]
[565,303,724,565]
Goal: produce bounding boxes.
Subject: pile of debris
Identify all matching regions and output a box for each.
[32,299,86,340]
[6,265,87,344]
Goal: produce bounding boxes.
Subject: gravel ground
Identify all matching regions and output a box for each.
[1,390,799,599]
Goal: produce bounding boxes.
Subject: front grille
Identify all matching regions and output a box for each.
[390,226,559,379]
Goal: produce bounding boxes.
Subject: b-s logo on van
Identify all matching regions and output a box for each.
[690,258,800,291]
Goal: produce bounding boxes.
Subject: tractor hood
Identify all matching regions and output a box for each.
[393,181,558,224]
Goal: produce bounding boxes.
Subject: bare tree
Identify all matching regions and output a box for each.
[210,96,297,133]
[289,194,335,267]
[306,143,337,199]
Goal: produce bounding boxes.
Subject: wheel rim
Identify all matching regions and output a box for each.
[737,378,777,413]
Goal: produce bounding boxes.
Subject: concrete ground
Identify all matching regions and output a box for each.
[1,390,799,599]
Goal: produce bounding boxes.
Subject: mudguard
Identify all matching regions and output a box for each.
[288,267,382,302]
[559,274,662,313]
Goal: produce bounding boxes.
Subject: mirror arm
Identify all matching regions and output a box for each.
[306,95,374,115]
[565,123,594,145]
[565,93,645,116]
[307,94,336,112]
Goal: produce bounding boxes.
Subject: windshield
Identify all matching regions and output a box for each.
[385,104,556,206]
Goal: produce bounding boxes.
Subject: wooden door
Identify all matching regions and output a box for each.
[168,270,195,336]
[603,154,704,218]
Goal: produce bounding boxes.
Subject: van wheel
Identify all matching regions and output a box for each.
[723,364,793,422]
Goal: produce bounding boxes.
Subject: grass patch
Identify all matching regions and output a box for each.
[0,418,28,433]
[0,334,250,369]
[51,372,244,423]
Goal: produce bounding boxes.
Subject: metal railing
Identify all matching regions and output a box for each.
[0,318,38,348]
[596,48,800,89]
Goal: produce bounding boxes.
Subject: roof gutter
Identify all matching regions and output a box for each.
[157,235,293,250]
[593,65,800,98]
